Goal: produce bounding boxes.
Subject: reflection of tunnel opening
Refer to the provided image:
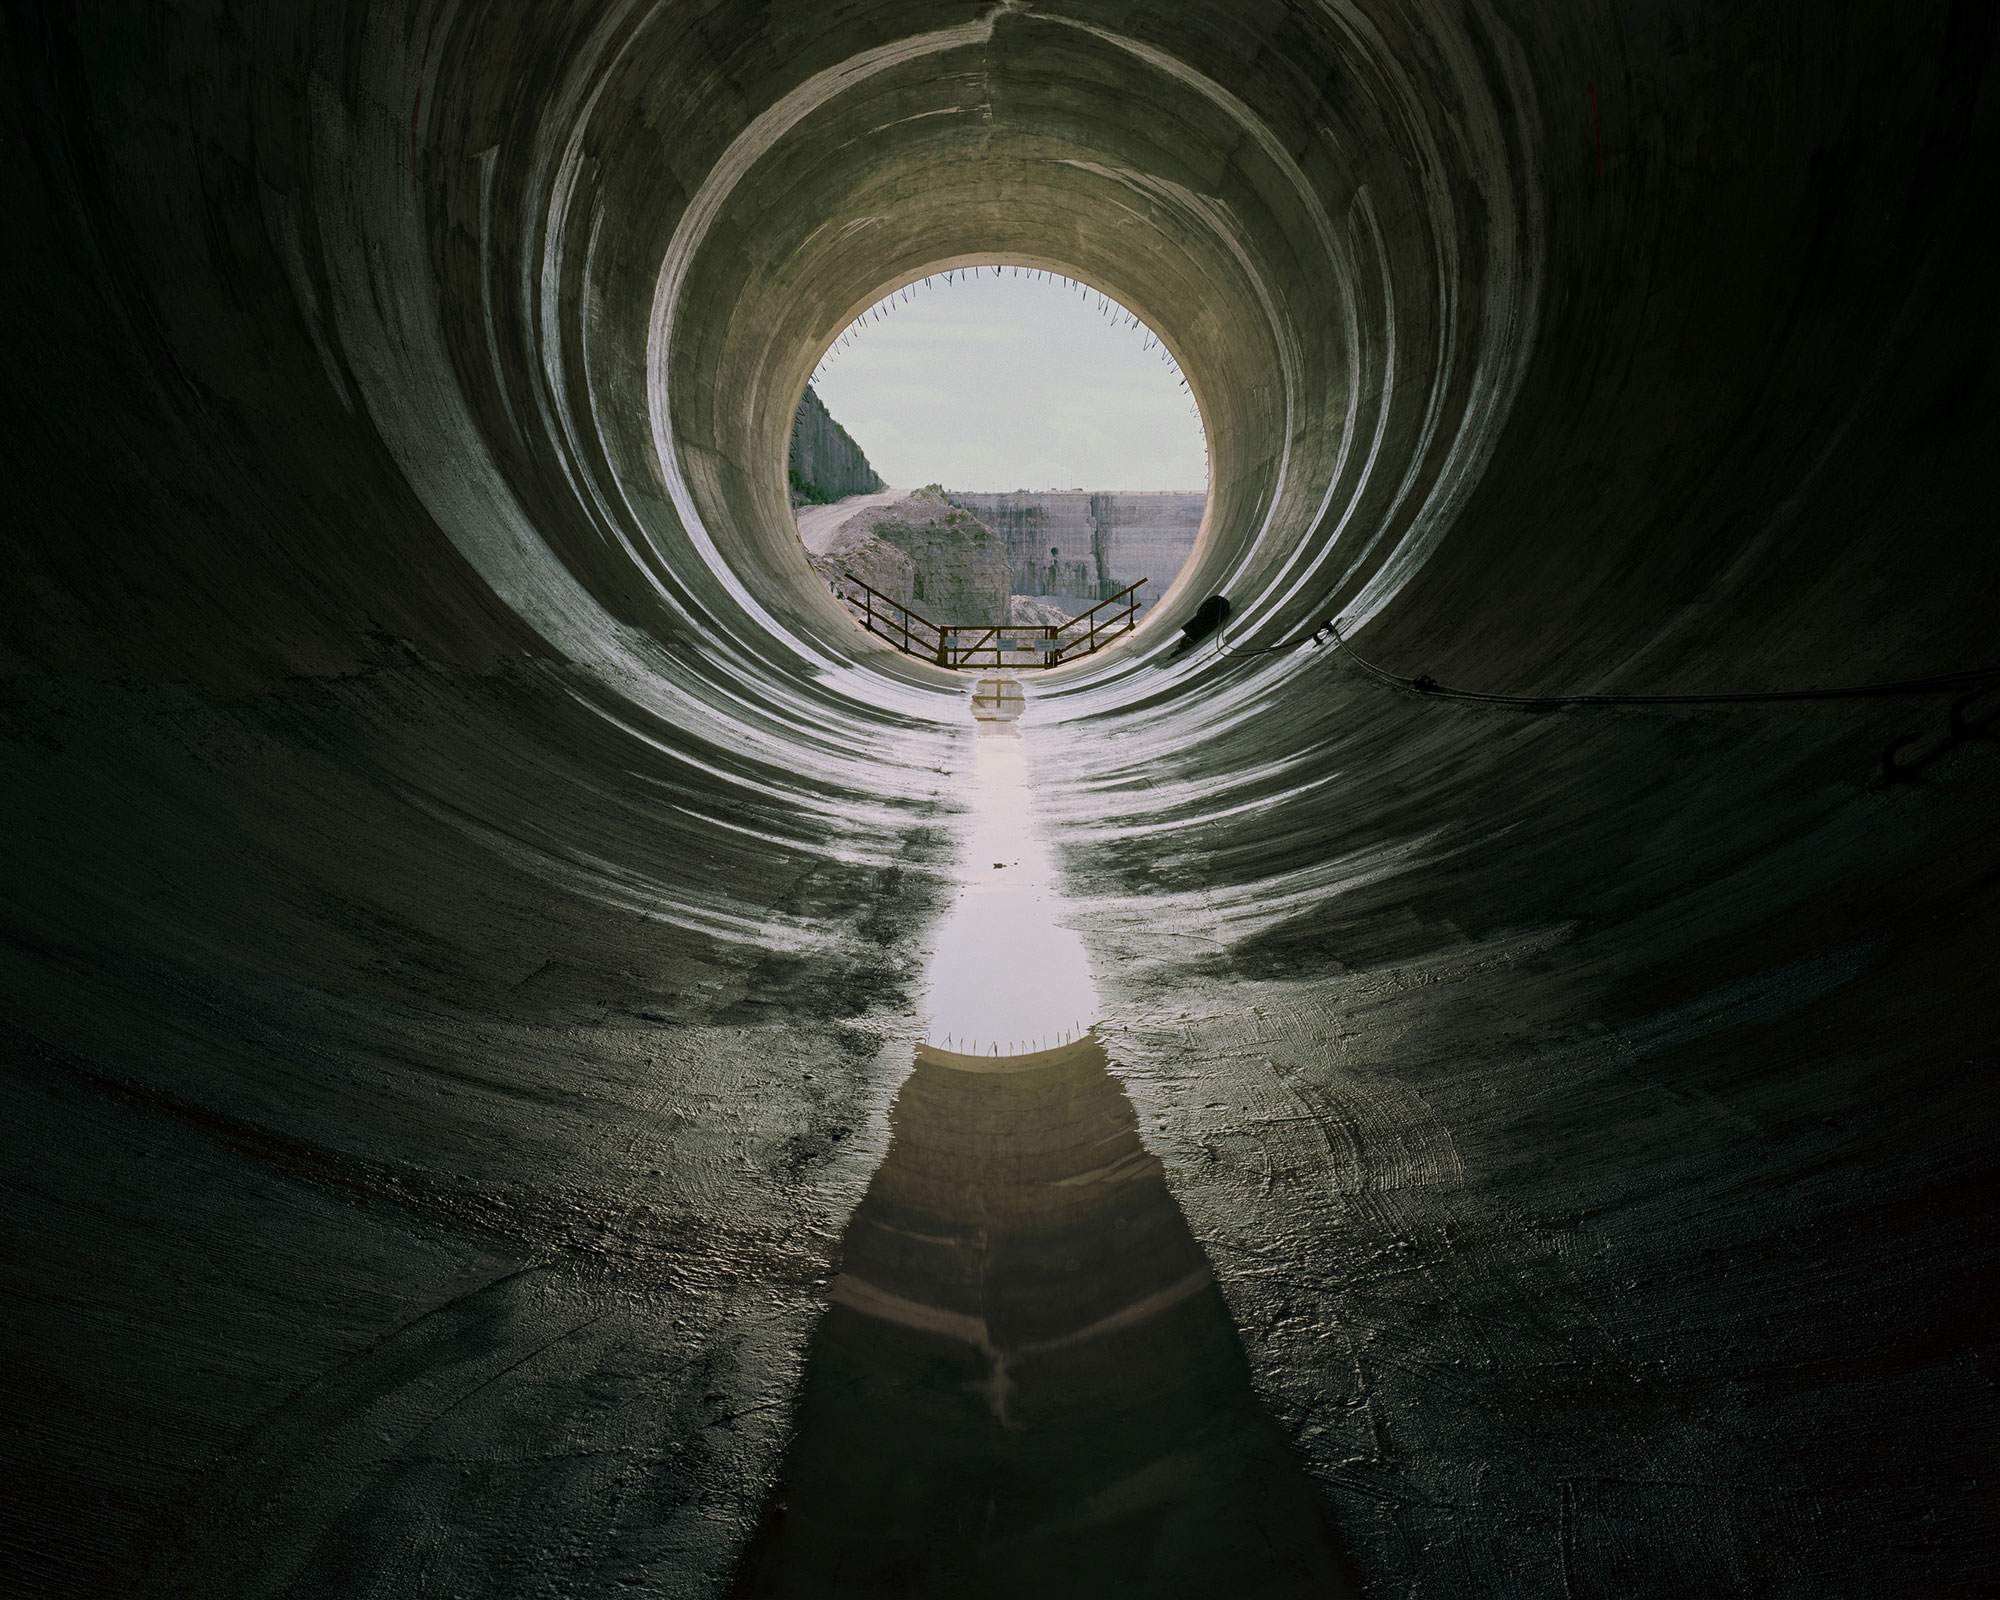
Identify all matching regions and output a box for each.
[821,680,1348,1591]
[925,692,1093,1057]
[6,2,1999,1597]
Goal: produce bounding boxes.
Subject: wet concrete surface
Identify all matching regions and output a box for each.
[731,1036,1353,1599]
[0,659,953,1597]
[921,718,1098,1056]
[3,1,1998,1595]
[1025,673,2000,1594]
[727,702,1353,1593]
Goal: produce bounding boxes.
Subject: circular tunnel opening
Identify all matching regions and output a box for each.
[625,3,1541,699]
[789,265,1214,671]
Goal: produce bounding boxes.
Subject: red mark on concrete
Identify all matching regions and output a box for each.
[1588,82,1604,179]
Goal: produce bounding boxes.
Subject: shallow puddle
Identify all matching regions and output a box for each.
[921,682,1097,1055]
[730,683,1351,1596]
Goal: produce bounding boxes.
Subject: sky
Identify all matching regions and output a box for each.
[808,268,1209,492]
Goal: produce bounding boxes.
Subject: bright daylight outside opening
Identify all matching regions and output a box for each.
[789,267,1210,672]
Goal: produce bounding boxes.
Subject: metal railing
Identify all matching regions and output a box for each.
[826,576,1147,669]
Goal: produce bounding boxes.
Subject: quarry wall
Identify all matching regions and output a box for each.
[789,386,883,503]
[947,491,1205,616]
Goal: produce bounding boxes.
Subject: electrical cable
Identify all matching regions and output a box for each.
[1220,620,2000,708]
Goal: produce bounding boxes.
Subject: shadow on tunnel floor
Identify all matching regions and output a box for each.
[730,1034,1354,1598]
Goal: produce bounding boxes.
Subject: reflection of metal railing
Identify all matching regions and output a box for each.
[826,577,1148,670]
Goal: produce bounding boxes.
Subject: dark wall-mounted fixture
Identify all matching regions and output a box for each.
[1173,595,1232,654]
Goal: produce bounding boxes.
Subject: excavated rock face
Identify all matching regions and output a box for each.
[864,491,1014,627]
[808,490,1013,625]
[2,1,1997,1597]
[1009,594,1076,628]
[789,386,884,505]
[812,528,919,612]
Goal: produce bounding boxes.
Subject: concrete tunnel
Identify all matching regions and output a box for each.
[2,2,1996,1595]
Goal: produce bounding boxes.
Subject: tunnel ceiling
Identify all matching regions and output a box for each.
[3,0,1997,1596]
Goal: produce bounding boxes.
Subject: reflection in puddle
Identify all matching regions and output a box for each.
[731,682,1350,1594]
[731,1035,1351,1597]
[923,683,1097,1055]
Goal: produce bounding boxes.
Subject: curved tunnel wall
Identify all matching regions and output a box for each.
[2,2,1996,1595]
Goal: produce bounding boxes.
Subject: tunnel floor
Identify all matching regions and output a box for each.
[731,1034,1353,1599]
[729,684,1354,1596]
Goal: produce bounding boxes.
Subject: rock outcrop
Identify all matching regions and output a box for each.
[789,386,883,504]
[809,526,915,611]
[1007,594,1074,627]
[792,391,1192,629]
[820,488,1011,627]
[804,536,916,612]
